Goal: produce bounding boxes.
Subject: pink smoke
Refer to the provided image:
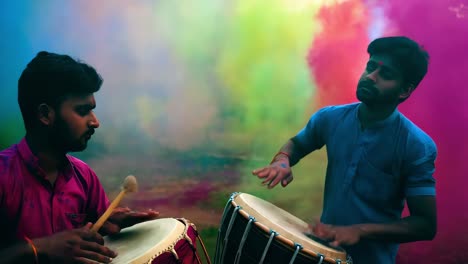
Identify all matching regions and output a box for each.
[307,0,370,109]
[309,0,468,262]
[378,0,468,262]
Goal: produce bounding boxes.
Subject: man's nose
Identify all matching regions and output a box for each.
[89,112,100,128]
[366,69,379,82]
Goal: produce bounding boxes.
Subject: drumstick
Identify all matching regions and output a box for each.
[91,175,138,233]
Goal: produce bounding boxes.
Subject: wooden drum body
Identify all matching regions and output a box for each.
[104,218,205,264]
[214,193,352,264]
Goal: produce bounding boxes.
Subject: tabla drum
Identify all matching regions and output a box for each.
[214,193,352,264]
[104,218,211,264]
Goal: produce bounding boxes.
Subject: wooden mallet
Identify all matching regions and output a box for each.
[91,175,138,233]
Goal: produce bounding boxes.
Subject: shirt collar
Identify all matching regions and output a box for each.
[355,103,400,129]
[18,138,75,181]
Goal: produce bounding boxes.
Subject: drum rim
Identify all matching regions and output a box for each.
[104,218,189,264]
[231,192,350,264]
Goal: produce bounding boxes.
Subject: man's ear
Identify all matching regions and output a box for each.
[399,84,415,101]
[37,103,56,126]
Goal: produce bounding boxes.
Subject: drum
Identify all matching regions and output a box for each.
[104,218,210,264]
[214,193,352,264]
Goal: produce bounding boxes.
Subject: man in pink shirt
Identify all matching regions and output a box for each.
[0,51,159,263]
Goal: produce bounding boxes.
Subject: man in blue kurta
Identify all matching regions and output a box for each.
[253,36,437,264]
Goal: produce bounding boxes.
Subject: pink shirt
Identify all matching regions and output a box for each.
[0,138,109,246]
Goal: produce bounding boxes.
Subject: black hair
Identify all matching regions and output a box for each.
[18,51,103,131]
[367,36,429,89]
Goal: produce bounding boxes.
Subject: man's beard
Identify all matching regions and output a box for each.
[49,119,87,153]
[356,80,399,107]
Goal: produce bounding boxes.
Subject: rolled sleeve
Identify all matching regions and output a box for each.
[294,106,332,153]
[403,138,437,197]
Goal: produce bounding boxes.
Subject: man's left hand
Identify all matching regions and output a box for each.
[100,207,159,236]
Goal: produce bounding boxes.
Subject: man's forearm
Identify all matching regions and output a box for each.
[357,215,437,243]
[273,139,308,166]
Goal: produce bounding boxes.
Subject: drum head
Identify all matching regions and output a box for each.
[104,218,185,264]
[233,193,346,260]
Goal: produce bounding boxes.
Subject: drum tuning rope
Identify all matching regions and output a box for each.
[178,218,212,264]
[259,230,278,264]
[289,243,304,264]
[195,232,212,264]
[233,216,255,264]
[220,205,241,263]
[316,254,324,264]
[215,192,238,263]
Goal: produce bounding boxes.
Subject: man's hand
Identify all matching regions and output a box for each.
[308,196,438,247]
[34,223,117,264]
[100,207,159,236]
[310,221,363,248]
[252,159,293,189]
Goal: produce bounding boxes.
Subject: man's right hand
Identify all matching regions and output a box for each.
[252,159,293,189]
[34,222,117,264]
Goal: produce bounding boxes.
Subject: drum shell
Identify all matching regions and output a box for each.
[151,222,199,264]
[216,203,321,264]
[214,193,351,264]
[104,218,202,264]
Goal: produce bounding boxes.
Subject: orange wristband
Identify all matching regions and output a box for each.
[24,236,39,264]
[270,151,290,164]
